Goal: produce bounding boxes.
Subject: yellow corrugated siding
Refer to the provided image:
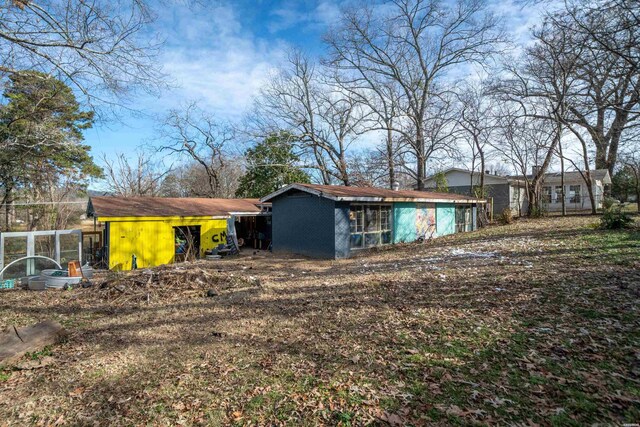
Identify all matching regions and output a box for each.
[107,216,228,270]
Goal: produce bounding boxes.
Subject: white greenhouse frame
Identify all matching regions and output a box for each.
[0,229,83,271]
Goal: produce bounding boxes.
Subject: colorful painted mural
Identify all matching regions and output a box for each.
[416,203,436,240]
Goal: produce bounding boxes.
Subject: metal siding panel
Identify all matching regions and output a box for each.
[393,202,417,243]
[436,203,456,236]
[108,218,227,270]
[271,195,336,258]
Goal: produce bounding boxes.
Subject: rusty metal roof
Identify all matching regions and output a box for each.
[88,196,268,219]
[261,183,485,203]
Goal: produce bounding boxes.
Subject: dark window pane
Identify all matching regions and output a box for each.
[350,234,363,248]
[365,232,381,247]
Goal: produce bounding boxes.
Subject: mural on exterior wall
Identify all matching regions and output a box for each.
[416,203,436,240]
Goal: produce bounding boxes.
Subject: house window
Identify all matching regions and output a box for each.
[542,186,552,203]
[554,185,564,203]
[349,204,392,249]
[569,185,581,203]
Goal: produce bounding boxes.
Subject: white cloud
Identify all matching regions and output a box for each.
[150,2,289,117]
[267,0,343,34]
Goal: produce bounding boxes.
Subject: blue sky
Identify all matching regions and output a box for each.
[84,0,546,164]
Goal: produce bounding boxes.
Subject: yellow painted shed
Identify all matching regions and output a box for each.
[88,196,270,270]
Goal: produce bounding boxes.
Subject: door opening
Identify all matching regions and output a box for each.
[174,226,201,262]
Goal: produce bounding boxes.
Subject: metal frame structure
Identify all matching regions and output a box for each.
[0,229,83,271]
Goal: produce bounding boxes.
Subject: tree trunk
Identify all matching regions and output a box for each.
[559,141,566,216]
[526,183,541,217]
[415,128,426,190]
[477,143,488,227]
[340,154,350,186]
[386,127,395,188]
[585,173,597,214]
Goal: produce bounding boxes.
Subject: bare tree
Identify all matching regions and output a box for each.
[493,17,585,215]
[491,101,557,216]
[619,151,640,212]
[347,149,391,187]
[159,158,243,198]
[325,0,505,189]
[101,151,172,196]
[158,103,237,197]
[543,1,640,176]
[561,0,639,71]
[254,51,365,185]
[455,80,499,224]
[0,0,165,111]
[324,58,404,188]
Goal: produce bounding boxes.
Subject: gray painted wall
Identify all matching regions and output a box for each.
[271,191,337,258]
[443,184,511,217]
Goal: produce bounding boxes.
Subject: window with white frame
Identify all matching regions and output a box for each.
[569,185,581,203]
[349,204,392,249]
[554,185,563,203]
[455,205,472,233]
[542,186,552,203]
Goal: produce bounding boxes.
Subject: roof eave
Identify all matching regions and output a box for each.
[261,184,339,202]
[337,196,485,203]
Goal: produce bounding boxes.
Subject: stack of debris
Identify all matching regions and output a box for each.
[93,263,260,305]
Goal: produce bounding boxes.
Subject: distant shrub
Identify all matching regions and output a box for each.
[602,197,617,210]
[530,205,546,218]
[499,208,514,225]
[600,205,633,229]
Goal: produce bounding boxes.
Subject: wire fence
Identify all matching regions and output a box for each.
[541,194,604,212]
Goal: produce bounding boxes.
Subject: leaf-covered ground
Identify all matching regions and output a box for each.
[1,216,639,426]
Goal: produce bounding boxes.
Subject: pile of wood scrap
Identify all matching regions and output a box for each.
[93,264,260,305]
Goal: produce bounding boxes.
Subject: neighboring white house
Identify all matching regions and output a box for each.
[538,170,611,211]
[424,167,612,215]
[424,168,527,217]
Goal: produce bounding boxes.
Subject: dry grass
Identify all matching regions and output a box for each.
[1,215,639,426]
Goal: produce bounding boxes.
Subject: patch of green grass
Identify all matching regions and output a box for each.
[529,374,547,385]
[550,412,581,426]
[580,229,640,265]
[245,395,265,411]
[0,369,11,382]
[575,307,606,319]
[566,390,599,415]
[25,346,52,361]
[334,411,354,425]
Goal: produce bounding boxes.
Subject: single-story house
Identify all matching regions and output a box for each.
[537,170,611,211]
[425,167,612,214]
[87,197,271,270]
[260,183,485,259]
[424,168,527,217]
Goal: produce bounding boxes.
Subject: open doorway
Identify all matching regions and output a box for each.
[235,215,272,250]
[174,226,201,262]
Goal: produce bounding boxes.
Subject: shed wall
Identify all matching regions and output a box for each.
[436,204,456,236]
[393,203,417,243]
[107,217,227,270]
[271,194,336,258]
